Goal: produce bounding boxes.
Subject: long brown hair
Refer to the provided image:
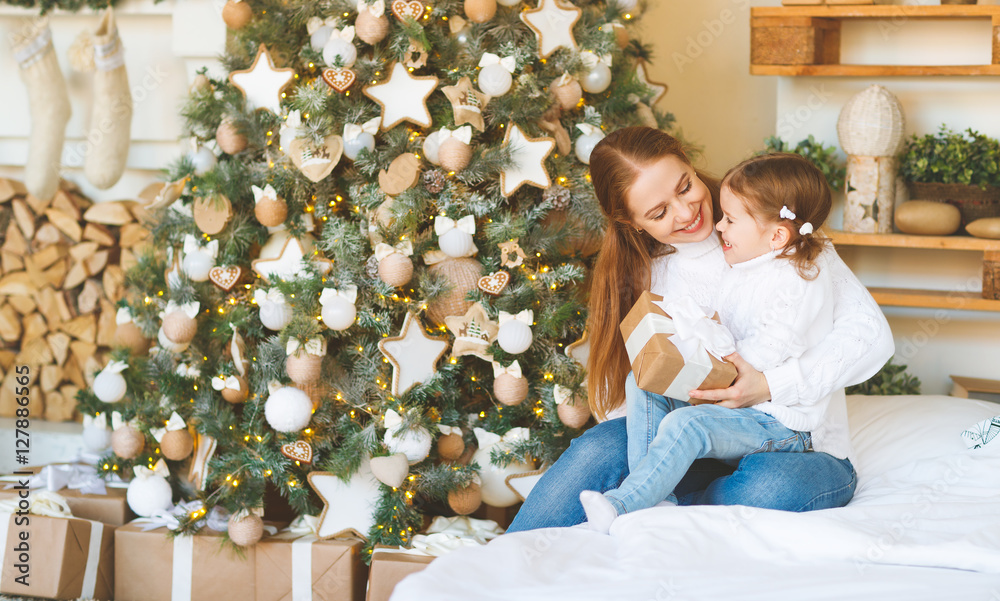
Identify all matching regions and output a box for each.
[586,127,720,419]
[722,153,831,280]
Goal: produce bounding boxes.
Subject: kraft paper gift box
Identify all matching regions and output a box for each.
[0,464,133,526]
[0,504,115,600]
[115,521,256,601]
[365,547,435,601]
[255,531,368,601]
[620,291,738,400]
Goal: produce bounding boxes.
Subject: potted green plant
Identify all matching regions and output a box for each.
[898,126,1000,225]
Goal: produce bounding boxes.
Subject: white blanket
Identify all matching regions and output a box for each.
[393,396,1000,599]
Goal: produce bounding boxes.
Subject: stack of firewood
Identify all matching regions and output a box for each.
[0,178,150,421]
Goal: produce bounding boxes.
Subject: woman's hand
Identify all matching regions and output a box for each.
[688,352,771,409]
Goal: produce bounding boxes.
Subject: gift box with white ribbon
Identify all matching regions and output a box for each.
[620,292,738,401]
[0,463,133,526]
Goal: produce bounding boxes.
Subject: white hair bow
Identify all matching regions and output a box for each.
[253,288,286,306]
[434,214,476,237]
[553,384,575,405]
[580,50,612,68]
[286,337,327,357]
[176,363,202,378]
[437,126,473,145]
[437,424,462,437]
[492,360,523,379]
[133,459,170,481]
[164,301,200,319]
[183,234,219,259]
[151,411,187,443]
[344,117,380,142]
[320,285,358,306]
[498,309,533,327]
[211,375,242,392]
[115,307,134,325]
[358,0,385,17]
[252,184,279,204]
[799,222,814,236]
[374,240,414,261]
[478,52,516,73]
[576,123,602,137]
[779,206,796,221]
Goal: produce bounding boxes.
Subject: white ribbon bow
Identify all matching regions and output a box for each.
[437,424,462,437]
[384,408,405,433]
[164,301,200,319]
[231,325,248,377]
[553,384,574,406]
[130,500,207,532]
[473,426,530,450]
[434,214,476,237]
[252,184,279,205]
[110,411,137,431]
[799,222,814,236]
[344,117,381,142]
[555,72,575,86]
[176,363,202,378]
[211,375,242,392]
[492,360,523,379]
[580,50,612,68]
[306,16,338,35]
[4,464,106,496]
[253,288,286,306]
[330,25,355,42]
[115,307,134,325]
[133,459,171,481]
[0,490,73,518]
[101,359,129,375]
[657,297,736,361]
[320,285,359,306]
[267,380,284,395]
[286,337,327,357]
[358,0,385,17]
[374,240,414,262]
[277,514,322,539]
[280,109,302,155]
[478,52,516,73]
[779,206,796,220]
[83,413,108,431]
[437,126,473,146]
[150,412,187,443]
[576,123,602,137]
[498,309,533,327]
[183,234,219,259]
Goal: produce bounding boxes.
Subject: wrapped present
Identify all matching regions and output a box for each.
[255,516,367,601]
[115,519,256,601]
[0,491,115,600]
[0,463,133,526]
[366,547,435,601]
[620,292,738,401]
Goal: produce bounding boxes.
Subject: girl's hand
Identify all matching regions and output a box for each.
[687,352,771,409]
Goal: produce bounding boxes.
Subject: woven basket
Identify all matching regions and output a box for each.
[837,85,906,157]
[906,182,1000,225]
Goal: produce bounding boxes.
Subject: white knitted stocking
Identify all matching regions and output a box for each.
[82,8,132,189]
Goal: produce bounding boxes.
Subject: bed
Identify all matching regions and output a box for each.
[392,394,1000,600]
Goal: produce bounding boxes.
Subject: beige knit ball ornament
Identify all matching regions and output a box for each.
[285,352,323,385]
[228,512,264,547]
[114,321,149,355]
[356,10,389,44]
[558,396,592,429]
[160,429,194,461]
[162,311,197,344]
[448,482,482,515]
[111,425,145,459]
[221,375,249,403]
[494,373,528,406]
[438,137,472,172]
[378,253,414,287]
[464,0,496,23]
[425,258,482,326]
[437,432,466,461]
[551,76,583,111]
[216,119,248,155]
[254,196,288,228]
[222,0,252,29]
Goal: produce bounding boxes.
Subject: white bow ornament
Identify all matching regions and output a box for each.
[211,375,243,392]
[163,301,200,320]
[555,72,575,87]
[115,307,134,325]
[253,288,287,306]
[83,413,108,431]
[176,363,202,378]
[286,337,327,357]
[343,117,380,143]
[279,109,303,156]
[183,234,219,259]
[320,285,359,306]
[473,426,530,451]
[276,514,322,539]
[384,408,407,433]
[358,0,385,17]
[101,359,129,376]
[1,464,106,496]
[580,50,612,69]
[111,411,138,431]
[437,424,463,437]
[498,309,533,327]
[134,458,171,481]
[150,411,187,443]
[478,52,516,73]
[492,360,523,379]
[576,123,602,137]
[434,214,476,237]
[552,384,575,405]
[436,126,473,146]
[329,25,355,43]
[374,240,414,262]
[306,16,338,35]
[252,184,279,205]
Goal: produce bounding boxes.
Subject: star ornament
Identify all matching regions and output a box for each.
[636,61,668,107]
[520,0,582,59]
[442,76,490,132]
[229,44,295,114]
[251,234,332,282]
[378,313,450,396]
[445,302,499,362]
[308,461,383,540]
[500,123,555,197]
[363,62,439,131]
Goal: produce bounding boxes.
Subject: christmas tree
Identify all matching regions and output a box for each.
[76,0,672,551]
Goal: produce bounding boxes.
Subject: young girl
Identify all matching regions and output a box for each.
[581,152,851,533]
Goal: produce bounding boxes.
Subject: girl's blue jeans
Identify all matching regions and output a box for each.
[506,374,856,532]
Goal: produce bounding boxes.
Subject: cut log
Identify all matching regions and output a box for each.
[59,384,80,407]
[23,312,48,343]
[0,304,20,342]
[83,223,116,247]
[78,279,103,314]
[45,208,83,242]
[41,365,62,392]
[47,332,71,367]
[0,178,27,203]
[83,355,102,389]
[52,190,81,221]
[43,259,68,289]
[16,337,54,366]
[30,243,67,271]
[12,199,35,240]
[35,287,59,323]
[96,300,117,347]
[1,251,23,273]
[0,272,33,296]
[32,223,64,248]
[123,200,150,225]
[83,201,133,226]
[69,241,101,262]
[43,390,75,422]
[0,350,15,371]
[24,192,51,215]
[61,314,96,343]
[7,293,35,315]
[0,371,19,417]
[63,355,85,389]
[2,222,28,255]
[84,250,109,277]
[120,223,149,248]
[55,289,74,322]
[63,261,88,290]
[119,249,137,271]
[102,265,124,302]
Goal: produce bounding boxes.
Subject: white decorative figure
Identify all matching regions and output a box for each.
[574,123,605,165]
[94,360,128,403]
[477,52,515,96]
[377,313,450,395]
[580,51,612,94]
[181,234,219,282]
[500,123,555,197]
[343,117,380,160]
[497,309,534,354]
[363,62,439,130]
[471,427,534,507]
[265,384,314,433]
[322,26,357,68]
[254,288,294,331]
[320,285,359,331]
[127,459,174,518]
[435,214,477,258]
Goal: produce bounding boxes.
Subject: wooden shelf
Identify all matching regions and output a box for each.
[826,230,1000,312]
[750,6,1000,77]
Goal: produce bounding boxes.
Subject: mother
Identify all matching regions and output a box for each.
[508,127,893,532]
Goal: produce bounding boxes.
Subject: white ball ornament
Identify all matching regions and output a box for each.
[127,463,173,518]
[582,63,612,94]
[383,410,433,465]
[472,427,534,507]
[323,37,357,68]
[574,125,605,165]
[497,311,533,354]
[439,227,476,258]
[612,0,639,11]
[344,132,375,160]
[189,146,217,176]
[265,386,313,433]
[422,130,447,165]
[93,361,128,404]
[82,417,112,453]
[478,63,512,96]
[320,288,357,331]
[181,251,214,282]
[255,290,294,331]
[310,25,334,51]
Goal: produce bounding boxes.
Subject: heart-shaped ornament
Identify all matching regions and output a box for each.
[478,271,510,296]
[391,0,423,21]
[369,453,409,488]
[322,67,356,93]
[378,153,421,195]
[289,135,344,183]
[280,440,313,464]
[209,265,242,291]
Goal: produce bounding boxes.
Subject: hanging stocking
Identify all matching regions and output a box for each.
[72,8,132,190]
[10,18,71,202]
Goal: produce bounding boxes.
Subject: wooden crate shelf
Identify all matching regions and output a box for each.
[826,230,1000,312]
[750,5,1000,77]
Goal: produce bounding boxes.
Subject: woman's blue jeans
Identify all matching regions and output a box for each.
[506,376,857,532]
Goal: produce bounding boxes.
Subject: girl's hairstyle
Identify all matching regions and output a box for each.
[721,152,831,280]
[586,127,721,420]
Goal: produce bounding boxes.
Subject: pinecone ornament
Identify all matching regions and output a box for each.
[365,254,381,280]
[543,185,572,211]
[422,169,446,194]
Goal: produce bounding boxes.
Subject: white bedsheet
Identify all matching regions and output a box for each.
[392,396,1000,600]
